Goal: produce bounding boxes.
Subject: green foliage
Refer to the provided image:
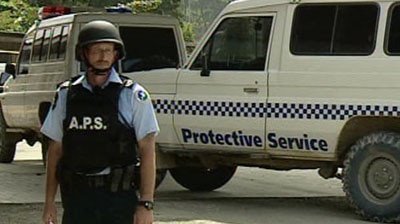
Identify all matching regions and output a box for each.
[126,0,191,41]
[127,0,162,14]
[127,0,182,20]
[0,0,38,32]
[181,0,230,40]
[156,0,182,19]
[182,22,195,42]
[0,0,231,43]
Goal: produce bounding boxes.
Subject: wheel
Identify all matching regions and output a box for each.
[41,136,50,167]
[170,166,237,191]
[134,168,167,190]
[343,132,400,223]
[0,109,16,163]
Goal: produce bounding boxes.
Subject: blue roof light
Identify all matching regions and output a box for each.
[106,5,132,13]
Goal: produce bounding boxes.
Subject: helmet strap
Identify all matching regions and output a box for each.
[89,66,112,76]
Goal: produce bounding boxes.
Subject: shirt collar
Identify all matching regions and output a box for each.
[72,68,122,91]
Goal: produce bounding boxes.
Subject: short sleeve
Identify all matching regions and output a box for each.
[130,84,159,141]
[40,88,67,142]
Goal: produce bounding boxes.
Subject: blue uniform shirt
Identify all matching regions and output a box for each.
[41,68,159,142]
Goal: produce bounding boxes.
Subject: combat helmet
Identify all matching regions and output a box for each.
[75,20,125,61]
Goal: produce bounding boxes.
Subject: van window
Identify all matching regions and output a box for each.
[32,29,44,62]
[291,4,378,55]
[49,25,69,61]
[191,16,273,71]
[59,25,69,59]
[32,28,52,62]
[41,29,51,61]
[20,38,33,65]
[18,32,35,74]
[120,26,179,72]
[386,4,400,54]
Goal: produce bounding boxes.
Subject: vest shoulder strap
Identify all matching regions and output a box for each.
[119,75,135,88]
[57,75,81,90]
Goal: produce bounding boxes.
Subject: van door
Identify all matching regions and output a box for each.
[1,30,35,128]
[174,14,275,152]
[22,24,70,128]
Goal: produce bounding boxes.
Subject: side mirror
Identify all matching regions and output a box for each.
[200,52,210,77]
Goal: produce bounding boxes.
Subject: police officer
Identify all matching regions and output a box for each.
[41,20,159,224]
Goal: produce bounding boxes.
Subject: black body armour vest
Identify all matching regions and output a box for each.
[61,79,137,173]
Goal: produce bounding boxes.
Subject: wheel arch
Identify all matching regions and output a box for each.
[335,116,400,165]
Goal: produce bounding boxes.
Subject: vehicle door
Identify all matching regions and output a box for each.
[1,30,35,127]
[22,25,70,128]
[174,14,275,152]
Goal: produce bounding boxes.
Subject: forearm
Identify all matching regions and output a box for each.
[45,141,62,204]
[138,133,156,201]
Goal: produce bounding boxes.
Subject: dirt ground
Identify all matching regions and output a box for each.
[0,203,164,224]
[0,203,224,224]
[0,197,362,224]
[3,145,369,224]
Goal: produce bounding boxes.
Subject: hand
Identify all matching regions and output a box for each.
[43,201,58,224]
[134,206,154,224]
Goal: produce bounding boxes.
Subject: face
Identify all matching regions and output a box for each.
[84,42,117,70]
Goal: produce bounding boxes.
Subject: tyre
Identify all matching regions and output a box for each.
[343,132,400,223]
[170,166,237,191]
[0,110,16,163]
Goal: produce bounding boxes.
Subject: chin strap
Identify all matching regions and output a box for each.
[89,66,112,76]
[82,52,115,76]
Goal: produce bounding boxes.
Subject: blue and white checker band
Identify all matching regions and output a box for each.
[153,99,400,120]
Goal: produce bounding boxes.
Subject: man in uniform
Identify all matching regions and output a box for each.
[41,20,159,224]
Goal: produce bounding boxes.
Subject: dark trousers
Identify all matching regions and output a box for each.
[61,187,138,224]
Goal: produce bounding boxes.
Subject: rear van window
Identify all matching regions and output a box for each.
[386,3,400,54]
[30,25,70,64]
[49,25,70,61]
[120,26,179,72]
[290,3,379,55]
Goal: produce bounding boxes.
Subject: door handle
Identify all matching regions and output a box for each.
[243,87,259,93]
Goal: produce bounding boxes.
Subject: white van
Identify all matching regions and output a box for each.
[128,0,400,222]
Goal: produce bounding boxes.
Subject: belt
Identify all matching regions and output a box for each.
[76,167,111,176]
[59,164,137,193]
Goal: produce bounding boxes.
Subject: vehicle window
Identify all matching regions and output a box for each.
[49,26,62,60]
[291,4,378,55]
[386,4,400,54]
[40,29,51,61]
[18,32,34,74]
[19,40,32,65]
[59,25,69,60]
[32,29,44,62]
[120,26,179,72]
[49,25,69,60]
[191,16,273,71]
[32,28,52,62]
